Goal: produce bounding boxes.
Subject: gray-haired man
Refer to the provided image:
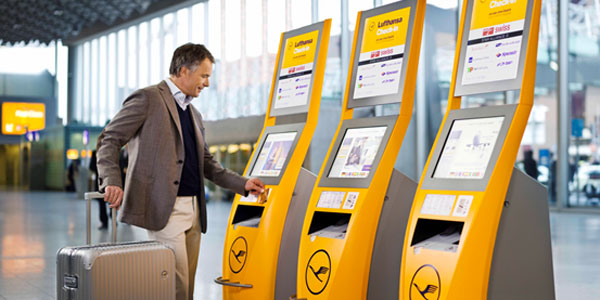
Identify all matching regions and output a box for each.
[96,43,264,300]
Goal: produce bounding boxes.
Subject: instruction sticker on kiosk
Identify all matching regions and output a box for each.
[274,30,319,109]
[317,191,346,209]
[421,194,456,216]
[342,192,360,210]
[353,7,411,99]
[461,0,528,85]
[452,195,474,217]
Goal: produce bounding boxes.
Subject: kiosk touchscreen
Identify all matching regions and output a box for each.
[400,1,555,299]
[216,20,331,300]
[250,131,298,178]
[293,1,426,299]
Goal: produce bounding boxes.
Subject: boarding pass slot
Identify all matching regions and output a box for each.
[410,219,464,253]
[308,212,351,240]
[232,205,265,228]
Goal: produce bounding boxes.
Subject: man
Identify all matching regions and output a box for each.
[96,43,265,300]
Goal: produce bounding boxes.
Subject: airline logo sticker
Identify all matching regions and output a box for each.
[461,0,528,86]
[228,236,248,273]
[305,249,331,295]
[410,264,441,300]
[275,30,319,110]
[354,7,411,99]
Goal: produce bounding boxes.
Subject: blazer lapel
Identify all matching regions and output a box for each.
[158,80,183,143]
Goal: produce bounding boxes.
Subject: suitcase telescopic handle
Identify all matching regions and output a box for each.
[85,192,117,245]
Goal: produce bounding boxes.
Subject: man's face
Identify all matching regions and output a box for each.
[176,58,212,97]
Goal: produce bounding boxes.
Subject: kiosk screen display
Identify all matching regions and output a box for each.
[433,117,504,179]
[328,126,387,178]
[250,132,297,177]
[461,0,528,86]
[353,7,411,100]
[274,30,320,110]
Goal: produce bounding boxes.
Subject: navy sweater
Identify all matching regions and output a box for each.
[176,104,202,196]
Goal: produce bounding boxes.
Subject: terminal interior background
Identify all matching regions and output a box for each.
[0,0,598,299]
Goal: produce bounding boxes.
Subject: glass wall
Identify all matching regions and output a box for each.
[566,0,600,208]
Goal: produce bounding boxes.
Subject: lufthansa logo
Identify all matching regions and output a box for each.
[305,250,331,295]
[229,236,248,274]
[369,21,376,31]
[410,264,441,300]
[288,40,294,50]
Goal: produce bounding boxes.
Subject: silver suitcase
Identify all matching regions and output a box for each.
[57,192,176,300]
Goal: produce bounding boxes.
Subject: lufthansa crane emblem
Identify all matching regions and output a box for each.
[305,249,331,295]
[409,264,441,300]
[229,236,248,274]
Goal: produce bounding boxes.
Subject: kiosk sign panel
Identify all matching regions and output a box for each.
[353,8,411,100]
[461,0,527,86]
[454,0,533,96]
[328,126,387,178]
[274,30,320,110]
[250,132,297,177]
[433,117,504,179]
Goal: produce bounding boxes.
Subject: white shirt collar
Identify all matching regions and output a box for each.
[165,78,194,110]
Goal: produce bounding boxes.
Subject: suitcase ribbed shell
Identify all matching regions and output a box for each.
[57,241,175,300]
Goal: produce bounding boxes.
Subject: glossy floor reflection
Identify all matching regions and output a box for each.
[0,190,598,299]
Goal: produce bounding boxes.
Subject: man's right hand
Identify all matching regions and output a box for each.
[104,185,124,209]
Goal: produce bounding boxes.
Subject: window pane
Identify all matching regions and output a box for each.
[225,0,241,61]
[177,8,190,45]
[138,22,149,88]
[191,3,205,43]
[90,39,98,125]
[567,0,600,208]
[99,36,107,125]
[208,0,222,59]
[267,0,285,54]
[319,0,342,99]
[127,26,137,90]
[319,0,341,36]
[246,0,262,57]
[163,13,175,79]
[291,0,311,29]
[117,30,126,89]
[150,18,161,83]
[107,33,117,119]
[349,0,373,31]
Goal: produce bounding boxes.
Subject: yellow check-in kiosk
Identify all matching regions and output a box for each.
[215,20,331,300]
[292,1,425,299]
[400,0,555,299]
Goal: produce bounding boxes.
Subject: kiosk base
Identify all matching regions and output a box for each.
[488,167,555,299]
[274,167,317,300]
[367,169,418,300]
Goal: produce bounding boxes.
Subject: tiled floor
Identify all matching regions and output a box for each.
[0,190,598,299]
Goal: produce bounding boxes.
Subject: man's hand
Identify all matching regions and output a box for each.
[245,178,265,196]
[104,185,124,209]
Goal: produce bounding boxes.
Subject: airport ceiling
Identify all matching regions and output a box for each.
[0,0,199,46]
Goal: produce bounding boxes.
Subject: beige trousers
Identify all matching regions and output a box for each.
[147,196,202,300]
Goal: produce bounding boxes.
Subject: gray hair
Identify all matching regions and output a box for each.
[169,43,215,76]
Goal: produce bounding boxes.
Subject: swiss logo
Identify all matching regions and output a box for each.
[305,249,331,295]
[410,264,441,300]
[228,236,248,274]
